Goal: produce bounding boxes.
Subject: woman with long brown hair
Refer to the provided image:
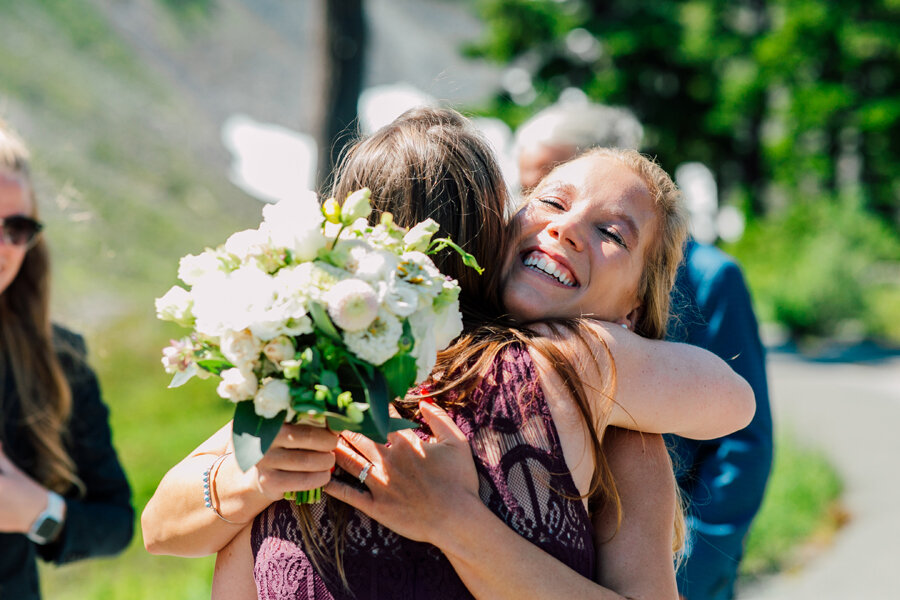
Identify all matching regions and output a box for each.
[0,121,133,599]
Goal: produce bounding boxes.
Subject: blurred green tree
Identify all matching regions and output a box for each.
[468,0,900,226]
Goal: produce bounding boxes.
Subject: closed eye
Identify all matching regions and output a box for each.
[538,198,565,210]
[598,227,626,248]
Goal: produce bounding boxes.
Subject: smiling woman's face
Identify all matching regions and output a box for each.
[501,153,658,326]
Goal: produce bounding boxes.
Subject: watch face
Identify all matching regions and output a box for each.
[34,516,62,540]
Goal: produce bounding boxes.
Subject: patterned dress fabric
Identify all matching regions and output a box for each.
[251,344,594,599]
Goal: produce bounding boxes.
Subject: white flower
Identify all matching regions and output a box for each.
[329,239,372,272]
[325,278,379,332]
[403,218,439,252]
[155,286,194,327]
[220,329,263,369]
[216,367,258,403]
[433,302,464,350]
[178,250,223,286]
[341,188,372,223]
[263,336,295,365]
[254,379,294,420]
[225,228,268,262]
[408,310,438,382]
[343,309,403,366]
[261,193,327,261]
[355,248,398,282]
[382,278,421,317]
[396,251,444,299]
[192,266,275,337]
[406,303,462,382]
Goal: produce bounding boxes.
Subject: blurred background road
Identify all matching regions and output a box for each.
[739,349,900,600]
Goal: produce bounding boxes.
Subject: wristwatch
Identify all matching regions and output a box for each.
[27,490,66,544]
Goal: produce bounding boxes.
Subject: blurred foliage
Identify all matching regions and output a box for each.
[740,430,843,577]
[469,0,900,341]
[724,196,900,338]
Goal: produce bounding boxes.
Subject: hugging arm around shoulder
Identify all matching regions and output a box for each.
[533,320,756,440]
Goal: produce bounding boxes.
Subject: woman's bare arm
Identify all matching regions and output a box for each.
[142,421,337,557]
[530,321,755,440]
[593,428,679,599]
[212,524,258,599]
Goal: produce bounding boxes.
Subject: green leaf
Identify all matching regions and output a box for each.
[327,409,385,443]
[309,302,341,340]
[355,367,391,440]
[320,369,339,389]
[427,237,484,274]
[369,370,392,440]
[380,354,418,400]
[232,401,285,472]
[195,357,234,374]
[388,417,420,432]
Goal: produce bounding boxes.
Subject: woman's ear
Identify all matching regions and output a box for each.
[622,304,642,331]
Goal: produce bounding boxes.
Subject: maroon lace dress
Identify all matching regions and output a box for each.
[251,344,595,599]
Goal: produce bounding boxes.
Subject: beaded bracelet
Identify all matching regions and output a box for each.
[203,453,241,524]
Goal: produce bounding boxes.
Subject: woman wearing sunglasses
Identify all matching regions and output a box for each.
[0,120,133,600]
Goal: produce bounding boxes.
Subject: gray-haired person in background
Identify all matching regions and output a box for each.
[514,101,644,194]
[514,100,773,600]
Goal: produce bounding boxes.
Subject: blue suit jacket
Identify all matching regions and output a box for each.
[666,241,773,600]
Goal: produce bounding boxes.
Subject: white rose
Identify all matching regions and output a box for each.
[354,248,398,282]
[190,271,231,337]
[225,228,268,262]
[178,250,223,286]
[261,193,327,261]
[253,378,294,420]
[324,278,380,332]
[263,336,296,365]
[403,218,439,252]
[193,266,275,336]
[220,329,263,368]
[216,367,258,403]
[155,285,194,327]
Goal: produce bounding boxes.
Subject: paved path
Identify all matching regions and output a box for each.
[738,351,900,600]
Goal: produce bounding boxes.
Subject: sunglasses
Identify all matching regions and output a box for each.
[0,215,44,249]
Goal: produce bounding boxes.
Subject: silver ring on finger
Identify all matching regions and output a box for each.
[358,461,373,484]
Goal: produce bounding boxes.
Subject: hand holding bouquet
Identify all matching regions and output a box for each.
[156,189,480,502]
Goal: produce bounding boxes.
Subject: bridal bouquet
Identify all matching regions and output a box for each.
[156,189,480,502]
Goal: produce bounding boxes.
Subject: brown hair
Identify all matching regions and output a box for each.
[330,107,510,326]
[0,120,84,495]
[295,108,621,585]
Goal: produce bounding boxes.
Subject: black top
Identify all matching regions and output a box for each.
[0,326,133,599]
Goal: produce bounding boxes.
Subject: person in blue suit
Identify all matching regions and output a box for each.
[514,101,774,600]
[666,240,773,600]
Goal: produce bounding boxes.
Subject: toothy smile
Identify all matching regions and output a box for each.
[522,251,577,287]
